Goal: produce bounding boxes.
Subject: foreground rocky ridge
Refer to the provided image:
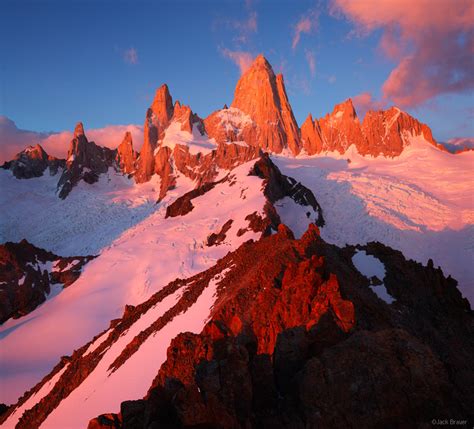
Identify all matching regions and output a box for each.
[87,232,472,429]
[3,221,472,428]
[0,240,94,323]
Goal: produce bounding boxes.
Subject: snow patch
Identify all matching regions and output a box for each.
[273,136,474,304]
[352,250,395,304]
[161,121,216,155]
[274,197,318,238]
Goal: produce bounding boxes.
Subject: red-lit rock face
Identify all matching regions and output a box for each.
[81,225,472,429]
[115,131,137,174]
[135,84,174,183]
[302,100,440,157]
[216,55,301,155]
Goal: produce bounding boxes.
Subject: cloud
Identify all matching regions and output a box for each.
[352,92,386,119]
[331,0,474,108]
[305,49,316,77]
[220,48,254,74]
[0,116,143,163]
[233,11,258,43]
[214,10,258,45]
[123,47,138,65]
[292,10,318,50]
[442,137,474,153]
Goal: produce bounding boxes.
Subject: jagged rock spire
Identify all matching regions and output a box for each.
[135,84,175,183]
[230,54,301,154]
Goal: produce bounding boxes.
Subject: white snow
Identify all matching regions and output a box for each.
[2,364,69,428]
[0,168,161,256]
[275,197,318,238]
[39,268,226,429]
[0,161,266,405]
[160,121,216,155]
[217,107,254,134]
[352,250,395,304]
[272,136,474,304]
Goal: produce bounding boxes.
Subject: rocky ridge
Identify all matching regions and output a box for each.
[0,240,94,323]
[87,231,473,429]
[1,144,64,179]
[3,56,447,200]
[3,222,472,428]
[301,100,440,157]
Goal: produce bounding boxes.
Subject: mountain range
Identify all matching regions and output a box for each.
[0,55,472,429]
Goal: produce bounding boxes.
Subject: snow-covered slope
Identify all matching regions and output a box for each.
[0,161,268,405]
[273,135,474,304]
[0,168,161,256]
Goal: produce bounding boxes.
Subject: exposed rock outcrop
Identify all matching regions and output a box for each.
[206,55,301,155]
[0,239,94,323]
[56,123,116,199]
[301,100,442,157]
[5,223,472,428]
[360,106,441,156]
[1,144,64,178]
[75,227,473,429]
[135,85,174,183]
[115,131,137,175]
[152,140,261,201]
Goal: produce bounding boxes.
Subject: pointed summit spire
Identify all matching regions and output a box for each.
[150,84,174,125]
[135,84,175,183]
[74,122,85,138]
[230,54,300,154]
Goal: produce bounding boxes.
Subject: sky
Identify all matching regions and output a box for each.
[0,0,473,160]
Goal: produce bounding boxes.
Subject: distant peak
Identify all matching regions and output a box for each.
[74,122,85,137]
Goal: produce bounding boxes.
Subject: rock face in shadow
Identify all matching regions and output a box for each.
[80,229,472,429]
[0,240,94,323]
[1,144,65,178]
[57,123,117,199]
[5,221,472,428]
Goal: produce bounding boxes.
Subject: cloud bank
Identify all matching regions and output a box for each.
[332,0,474,108]
[0,116,143,163]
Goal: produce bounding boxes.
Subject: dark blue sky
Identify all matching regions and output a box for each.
[1,0,472,141]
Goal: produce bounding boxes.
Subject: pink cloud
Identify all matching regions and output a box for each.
[220,48,254,74]
[352,92,386,119]
[332,0,474,108]
[443,137,474,153]
[305,49,316,77]
[233,11,258,43]
[123,48,138,65]
[0,116,143,163]
[292,10,318,50]
[214,10,258,45]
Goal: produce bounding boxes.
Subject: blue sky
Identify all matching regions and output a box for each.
[1,0,472,141]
